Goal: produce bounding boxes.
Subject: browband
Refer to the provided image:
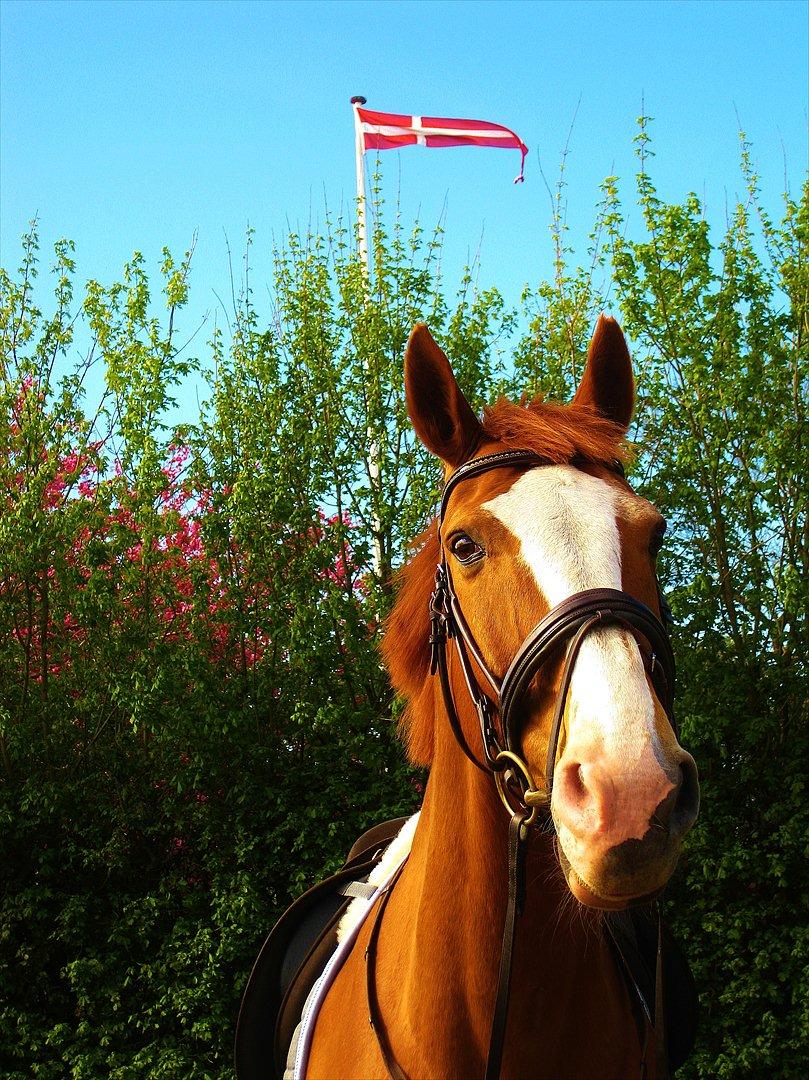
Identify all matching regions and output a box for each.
[439,450,547,521]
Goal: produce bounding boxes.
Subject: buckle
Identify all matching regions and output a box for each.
[429,565,450,675]
[493,749,548,828]
[476,698,503,769]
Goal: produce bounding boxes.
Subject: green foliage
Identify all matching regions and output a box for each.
[0,203,510,1077]
[1,126,805,1078]
[511,118,807,1076]
[511,130,612,403]
[600,121,808,1079]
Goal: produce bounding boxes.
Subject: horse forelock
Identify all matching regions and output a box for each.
[482,396,629,466]
[383,397,629,765]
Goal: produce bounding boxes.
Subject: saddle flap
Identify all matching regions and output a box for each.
[235,816,411,1080]
[234,867,352,1080]
[606,909,699,1071]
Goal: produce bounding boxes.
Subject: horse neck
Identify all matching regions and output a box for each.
[383,707,614,1072]
[404,735,572,962]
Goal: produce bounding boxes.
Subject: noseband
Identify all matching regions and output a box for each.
[429,449,677,824]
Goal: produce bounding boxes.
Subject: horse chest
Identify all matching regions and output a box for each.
[306,876,647,1080]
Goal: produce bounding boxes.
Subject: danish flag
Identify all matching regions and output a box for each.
[354,105,528,183]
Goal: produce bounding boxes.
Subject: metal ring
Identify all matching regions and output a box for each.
[493,750,547,827]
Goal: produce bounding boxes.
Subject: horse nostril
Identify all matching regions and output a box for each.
[554,760,584,814]
[649,757,700,837]
[671,756,700,835]
[571,764,588,803]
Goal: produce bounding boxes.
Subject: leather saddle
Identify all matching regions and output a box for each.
[234,818,698,1079]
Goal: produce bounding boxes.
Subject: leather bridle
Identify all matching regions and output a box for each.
[430,449,677,822]
[367,449,678,1080]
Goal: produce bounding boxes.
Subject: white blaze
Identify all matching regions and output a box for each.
[483,466,658,766]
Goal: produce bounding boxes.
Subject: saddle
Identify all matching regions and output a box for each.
[234,818,698,1080]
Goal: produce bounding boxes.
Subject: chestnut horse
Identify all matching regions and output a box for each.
[306,316,699,1079]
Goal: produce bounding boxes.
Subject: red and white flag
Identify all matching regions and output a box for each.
[354,105,528,183]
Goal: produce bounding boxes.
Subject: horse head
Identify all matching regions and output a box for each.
[385,316,699,909]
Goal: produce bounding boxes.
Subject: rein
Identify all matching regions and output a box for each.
[367,450,678,1079]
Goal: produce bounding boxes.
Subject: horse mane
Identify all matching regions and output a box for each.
[382,395,628,765]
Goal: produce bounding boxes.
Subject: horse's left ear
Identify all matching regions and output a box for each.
[572,315,634,431]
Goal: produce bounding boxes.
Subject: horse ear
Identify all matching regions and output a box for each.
[572,315,634,431]
[405,324,484,466]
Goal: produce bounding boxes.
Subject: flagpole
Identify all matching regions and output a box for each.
[351,95,384,581]
[350,96,370,278]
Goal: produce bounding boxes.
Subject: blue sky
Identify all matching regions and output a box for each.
[1,0,807,406]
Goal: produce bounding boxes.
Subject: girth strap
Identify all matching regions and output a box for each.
[365,813,530,1080]
[365,862,409,1080]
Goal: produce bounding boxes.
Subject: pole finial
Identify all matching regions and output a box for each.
[350,95,367,106]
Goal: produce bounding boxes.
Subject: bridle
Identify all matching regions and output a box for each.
[430,449,677,823]
[368,449,678,1080]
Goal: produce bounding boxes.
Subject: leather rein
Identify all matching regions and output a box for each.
[367,450,678,1079]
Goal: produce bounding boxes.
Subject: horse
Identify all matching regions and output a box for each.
[293,316,700,1079]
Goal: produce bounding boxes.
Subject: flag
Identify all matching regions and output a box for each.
[354,105,528,183]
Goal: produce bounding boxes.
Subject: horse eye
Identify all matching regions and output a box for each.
[450,533,485,564]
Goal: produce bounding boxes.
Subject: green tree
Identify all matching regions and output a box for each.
[603,122,808,1079]
[512,119,807,1077]
[1,126,805,1078]
[0,199,512,1077]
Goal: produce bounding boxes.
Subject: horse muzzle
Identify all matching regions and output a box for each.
[552,746,700,907]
